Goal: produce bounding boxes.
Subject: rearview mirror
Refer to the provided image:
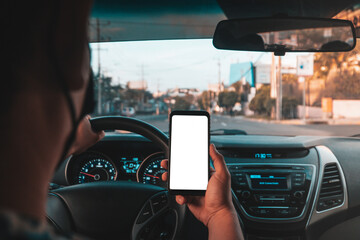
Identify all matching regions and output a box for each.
[213,17,356,56]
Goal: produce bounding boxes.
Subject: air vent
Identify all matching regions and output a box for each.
[317,163,344,211]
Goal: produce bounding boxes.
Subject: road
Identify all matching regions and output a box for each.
[135,114,360,136]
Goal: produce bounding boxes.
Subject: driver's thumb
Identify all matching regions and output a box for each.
[210,144,229,177]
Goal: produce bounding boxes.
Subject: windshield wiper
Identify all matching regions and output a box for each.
[210,129,247,136]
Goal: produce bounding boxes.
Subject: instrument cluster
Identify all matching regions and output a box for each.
[66,151,167,187]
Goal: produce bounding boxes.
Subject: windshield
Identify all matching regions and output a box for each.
[90,39,360,136]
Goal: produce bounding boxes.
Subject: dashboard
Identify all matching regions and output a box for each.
[52,133,360,240]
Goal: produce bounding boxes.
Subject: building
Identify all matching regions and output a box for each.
[208,83,224,93]
[167,87,200,97]
[126,80,147,90]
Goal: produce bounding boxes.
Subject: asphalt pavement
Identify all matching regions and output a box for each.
[135,114,360,137]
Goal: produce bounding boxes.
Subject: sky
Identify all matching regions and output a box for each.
[90,39,305,93]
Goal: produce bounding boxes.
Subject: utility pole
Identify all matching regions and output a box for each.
[156,78,159,96]
[298,77,306,121]
[96,18,102,115]
[141,64,145,83]
[218,58,221,93]
[276,56,282,121]
[303,77,307,120]
[140,64,145,106]
[92,18,110,115]
[156,78,160,115]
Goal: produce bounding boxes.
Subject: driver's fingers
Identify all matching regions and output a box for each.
[161,159,168,169]
[176,195,202,206]
[161,172,168,181]
[210,144,230,177]
[176,195,192,205]
[176,195,185,205]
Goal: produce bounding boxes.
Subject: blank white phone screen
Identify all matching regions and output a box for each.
[170,115,208,190]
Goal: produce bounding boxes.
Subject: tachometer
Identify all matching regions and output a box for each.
[78,158,117,184]
[137,152,167,188]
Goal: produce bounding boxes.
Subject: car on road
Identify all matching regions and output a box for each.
[232,102,242,114]
[47,1,360,240]
[121,107,136,117]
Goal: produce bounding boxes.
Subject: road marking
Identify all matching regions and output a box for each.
[221,122,227,126]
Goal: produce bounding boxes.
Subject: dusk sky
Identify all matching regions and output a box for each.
[90,39,305,93]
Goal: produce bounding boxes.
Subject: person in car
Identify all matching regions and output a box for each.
[0,1,243,239]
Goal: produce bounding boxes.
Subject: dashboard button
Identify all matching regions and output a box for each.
[259,208,268,215]
[293,191,304,199]
[276,208,290,216]
[238,182,247,187]
[293,182,304,187]
[136,202,153,224]
[234,189,242,196]
[234,173,244,177]
[237,177,245,182]
[294,173,305,178]
[229,165,241,170]
[241,191,251,199]
[288,207,298,215]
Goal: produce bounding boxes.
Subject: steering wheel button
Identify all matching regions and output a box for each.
[136,202,153,224]
[151,193,168,213]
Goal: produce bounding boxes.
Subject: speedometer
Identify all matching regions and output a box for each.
[78,158,117,184]
[137,152,167,188]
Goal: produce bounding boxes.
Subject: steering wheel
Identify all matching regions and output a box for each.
[47,116,186,240]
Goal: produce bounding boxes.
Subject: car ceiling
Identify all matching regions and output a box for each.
[90,0,359,42]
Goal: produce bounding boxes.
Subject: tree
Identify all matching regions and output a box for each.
[314,43,360,99]
[281,74,302,105]
[249,85,298,118]
[323,71,360,99]
[121,88,153,107]
[174,96,191,110]
[218,91,238,112]
[231,81,251,102]
[230,81,242,93]
[282,96,298,119]
[314,42,360,79]
[249,85,273,116]
[198,91,211,110]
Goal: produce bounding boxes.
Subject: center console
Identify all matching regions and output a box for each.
[229,164,315,221]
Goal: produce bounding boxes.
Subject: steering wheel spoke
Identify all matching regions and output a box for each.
[132,192,172,239]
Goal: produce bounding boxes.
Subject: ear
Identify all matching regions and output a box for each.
[53,0,93,91]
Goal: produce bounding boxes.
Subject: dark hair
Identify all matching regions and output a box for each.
[1,1,91,115]
[1,1,58,114]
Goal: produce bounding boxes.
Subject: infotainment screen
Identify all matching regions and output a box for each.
[249,174,289,190]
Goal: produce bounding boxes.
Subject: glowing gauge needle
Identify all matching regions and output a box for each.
[145,174,160,179]
[80,172,95,178]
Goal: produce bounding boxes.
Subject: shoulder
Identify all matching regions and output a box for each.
[0,210,84,240]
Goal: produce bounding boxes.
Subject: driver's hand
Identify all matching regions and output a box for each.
[67,115,105,156]
[161,144,236,226]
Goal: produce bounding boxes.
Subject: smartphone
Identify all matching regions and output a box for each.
[169,110,210,195]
